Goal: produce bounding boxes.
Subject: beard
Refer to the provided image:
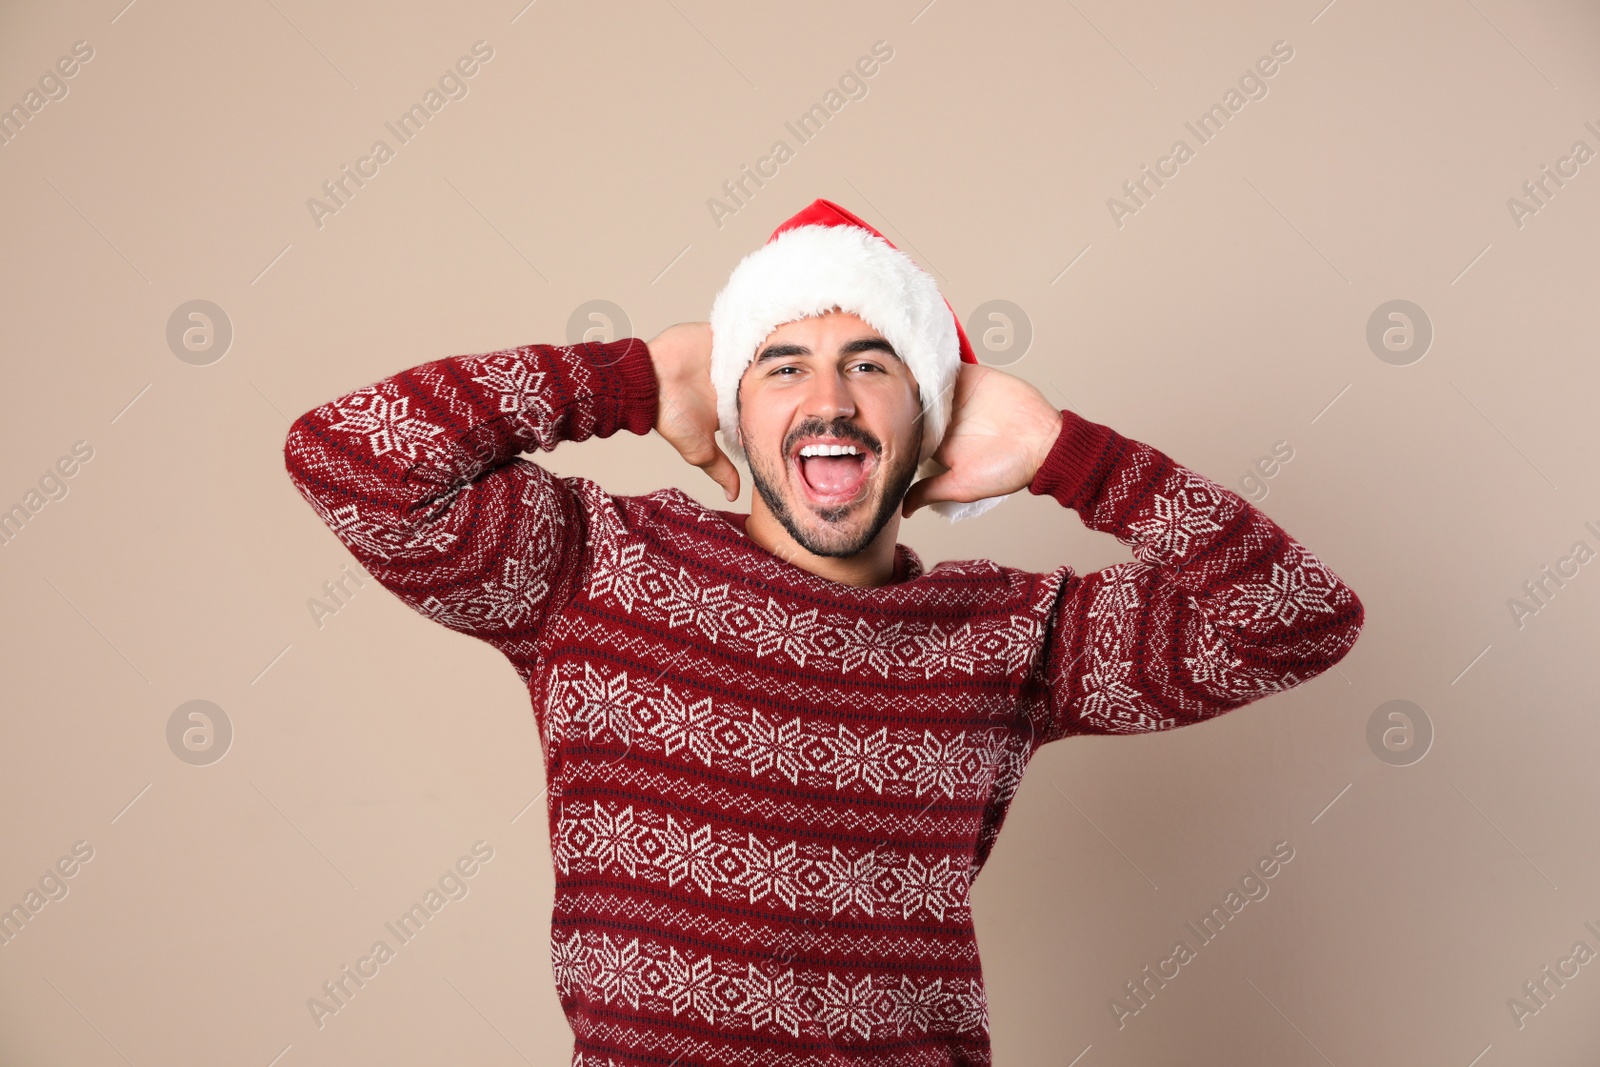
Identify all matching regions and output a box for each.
[742,415,924,559]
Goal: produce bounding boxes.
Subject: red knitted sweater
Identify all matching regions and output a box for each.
[283,337,1363,1066]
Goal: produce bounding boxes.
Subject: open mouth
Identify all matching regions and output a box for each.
[791,442,875,506]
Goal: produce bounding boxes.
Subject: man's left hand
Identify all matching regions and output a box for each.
[901,362,1064,518]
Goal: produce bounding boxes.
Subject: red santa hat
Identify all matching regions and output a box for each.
[709,197,1011,522]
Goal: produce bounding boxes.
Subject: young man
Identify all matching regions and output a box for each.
[283,199,1363,1065]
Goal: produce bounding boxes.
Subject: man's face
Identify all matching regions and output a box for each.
[736,309,924,558]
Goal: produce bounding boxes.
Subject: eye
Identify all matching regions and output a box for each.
[851,360,884,373]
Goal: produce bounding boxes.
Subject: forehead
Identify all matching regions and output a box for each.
[760,309,881,344]
[757,314,898,360]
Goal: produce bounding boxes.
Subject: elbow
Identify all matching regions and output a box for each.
[282,407,333,504]
[1342,585,1366,652]
[1284,547,1365,678]
[1283,579,1364,689]
[1325,576,1365,668]
[283,407,323,482]
[1244,576,1365,694]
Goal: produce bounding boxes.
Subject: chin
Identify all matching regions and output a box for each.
[746,433,917,558]
[787,495,878,557]
[783,459,902,558]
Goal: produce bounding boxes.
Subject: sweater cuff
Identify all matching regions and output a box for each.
[599,337,660,437]
[1027,408,1122,511]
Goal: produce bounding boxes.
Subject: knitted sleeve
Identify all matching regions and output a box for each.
[1025,409,1365,743]
[282,338,660,675]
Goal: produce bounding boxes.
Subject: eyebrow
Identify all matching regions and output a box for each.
[754,336,900,364]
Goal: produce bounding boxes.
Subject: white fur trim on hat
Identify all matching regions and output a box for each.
[709,222,1008,522]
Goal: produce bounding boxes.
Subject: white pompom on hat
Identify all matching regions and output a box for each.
[708,197,1011,523]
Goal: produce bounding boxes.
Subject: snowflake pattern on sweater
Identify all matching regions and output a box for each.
[283,338,1364,1066]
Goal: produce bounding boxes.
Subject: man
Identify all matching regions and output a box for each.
[283,199,1363,1065]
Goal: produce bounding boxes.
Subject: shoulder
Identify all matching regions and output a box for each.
[546,478,729,572]
[924,555,1079,615]
[924,555,1067,585]
[521,471,696,530]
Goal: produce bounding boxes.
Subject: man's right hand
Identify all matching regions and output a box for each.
[646,322,741,502]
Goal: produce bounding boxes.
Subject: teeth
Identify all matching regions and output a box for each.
[797,443,862,458]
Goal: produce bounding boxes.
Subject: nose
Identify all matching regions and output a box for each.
[804,365,856,424]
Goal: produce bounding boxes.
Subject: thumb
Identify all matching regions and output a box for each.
[701,446,741,503]
[901,471,953,518]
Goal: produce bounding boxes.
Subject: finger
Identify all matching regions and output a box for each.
[656,393,737,499]
[901,474,940,518]
[702,448,740,502]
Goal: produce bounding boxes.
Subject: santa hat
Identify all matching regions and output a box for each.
[709,198,1011,523]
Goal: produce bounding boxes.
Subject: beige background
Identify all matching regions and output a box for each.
[3,0,1598,1063]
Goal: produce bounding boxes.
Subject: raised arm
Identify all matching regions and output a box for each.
[281,338,660,674]
[1026,410,1364,743]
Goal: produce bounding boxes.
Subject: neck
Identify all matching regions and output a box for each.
[742,498,902,588]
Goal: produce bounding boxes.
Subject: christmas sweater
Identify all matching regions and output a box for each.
[282,337,1364,1066]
